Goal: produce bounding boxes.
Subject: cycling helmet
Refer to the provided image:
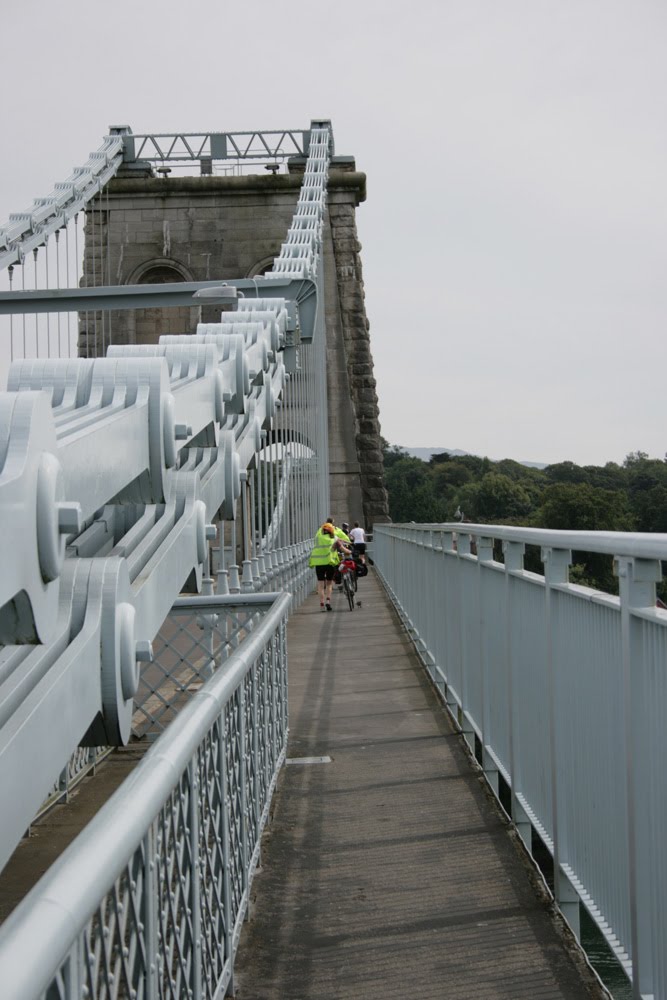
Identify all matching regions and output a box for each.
[321,523,335,535]
[341,522,350,532]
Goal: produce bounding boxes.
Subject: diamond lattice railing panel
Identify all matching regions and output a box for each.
[255,653,269,813]
[81,846,147,1000]
[224,687,245,925]
[266,640,278,776]
[243,670,259,859]
[133,608,262,738]
[155,774,195,998]
[33,601,290,1000]
[196,721,230,999]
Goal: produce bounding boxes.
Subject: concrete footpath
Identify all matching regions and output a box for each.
[233,571,603,1000]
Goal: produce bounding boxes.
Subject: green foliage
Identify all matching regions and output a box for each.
[380,437,410,469]
[458,473,534,523]
[545,461,589,485]
[384,456,447,522]
[535,482,634,532]
[380,442,667,595]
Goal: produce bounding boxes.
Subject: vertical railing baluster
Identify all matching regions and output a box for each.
[69,939,82,1000]
[238,682,249,915]
[477,537,496,787]
[281,618,288,746]
[252,656,261,850]
[241,472,254,592]
[143,824,158,1000]
[271,634,279,776]
[542,546,578,937]
[188,758,202,998]
[502,539,530,847]
[618,555,661,998]
[220,707,235,994]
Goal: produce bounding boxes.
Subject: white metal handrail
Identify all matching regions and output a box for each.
[0,590,290,1000]
[373,522,667,998]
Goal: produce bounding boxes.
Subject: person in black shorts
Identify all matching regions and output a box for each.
[309,522,350,610]
[348,522,367,564]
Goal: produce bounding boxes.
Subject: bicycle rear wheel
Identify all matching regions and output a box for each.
[343,574,355,611]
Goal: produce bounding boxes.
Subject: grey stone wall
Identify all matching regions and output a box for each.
[328,188,389,528]
[82,165,389,527]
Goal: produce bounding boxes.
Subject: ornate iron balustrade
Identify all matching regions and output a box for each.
[0,590,290,1000]
[373,523,667,998]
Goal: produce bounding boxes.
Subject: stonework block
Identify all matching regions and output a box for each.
[333,238,362,253]
[330,224,357,238]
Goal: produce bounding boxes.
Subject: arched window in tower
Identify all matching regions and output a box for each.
[131,261,197,344]
[247,257,277,279]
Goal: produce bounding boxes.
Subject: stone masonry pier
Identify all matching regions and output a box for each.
[82,164,389,529]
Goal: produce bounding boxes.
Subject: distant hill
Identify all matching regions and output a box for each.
[403,447,547,470]
[404,447,468,461]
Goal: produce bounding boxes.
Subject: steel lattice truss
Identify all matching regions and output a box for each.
[129,128,330,162]
[0,123,334,272]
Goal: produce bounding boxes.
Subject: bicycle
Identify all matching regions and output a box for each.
[338,555,358,611]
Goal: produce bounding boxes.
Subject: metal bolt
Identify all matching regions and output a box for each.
[57,502,82,535]
[136,640,154,663]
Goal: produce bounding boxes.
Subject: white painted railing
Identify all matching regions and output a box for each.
[374,523,667,1000]
[0,591,290,1000]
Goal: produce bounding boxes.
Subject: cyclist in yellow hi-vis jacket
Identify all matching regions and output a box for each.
[309,522,350,611]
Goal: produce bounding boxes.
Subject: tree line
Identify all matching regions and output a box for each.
[382,442,667,593]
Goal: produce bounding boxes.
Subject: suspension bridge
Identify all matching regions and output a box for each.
[0,120,665,1000]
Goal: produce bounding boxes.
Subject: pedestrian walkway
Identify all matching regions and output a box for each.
[233,571,603,1000]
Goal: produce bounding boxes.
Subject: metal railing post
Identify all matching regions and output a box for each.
[251,658,261,860]
[542,545,578,937]
[502,539,530,847]
[477,536,496,787]
[188,759,202,998]
[220,708,235,995]
[143,825,158,1000]
[238,680,249,914]
[617,555,661,998]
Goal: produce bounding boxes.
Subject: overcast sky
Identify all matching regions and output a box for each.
[1,0,665,466]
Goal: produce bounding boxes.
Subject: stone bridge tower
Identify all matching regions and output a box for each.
[81,156,389,528]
